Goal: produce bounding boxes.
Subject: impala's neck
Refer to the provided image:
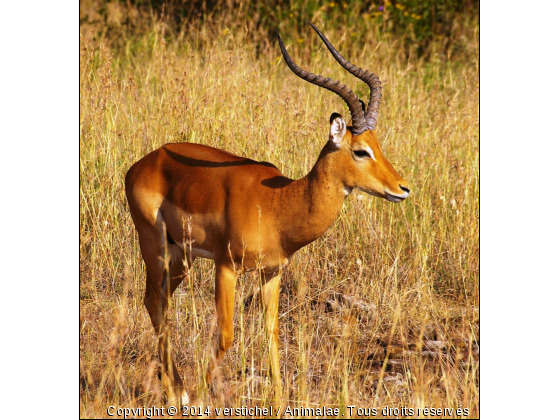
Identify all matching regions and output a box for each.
[279,143,349,255]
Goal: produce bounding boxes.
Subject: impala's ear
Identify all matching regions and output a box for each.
[329,113,346,148]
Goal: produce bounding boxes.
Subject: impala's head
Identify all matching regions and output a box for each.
[276,21,410,203]
[327,113,410,202]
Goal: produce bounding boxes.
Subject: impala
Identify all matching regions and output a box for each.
[125,22,410,404]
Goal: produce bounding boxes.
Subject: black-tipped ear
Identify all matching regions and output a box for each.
[330,112,342,124]
[329,113,346,148]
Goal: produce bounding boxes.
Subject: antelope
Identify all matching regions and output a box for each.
[125,22,410,404]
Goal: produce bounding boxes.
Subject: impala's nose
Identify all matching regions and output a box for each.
[400,185,410,194]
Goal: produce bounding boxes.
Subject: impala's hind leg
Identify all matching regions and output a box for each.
[160,244,195,404]
[206,264,238,386]
[162,245,195,314]
[137,218,188,405]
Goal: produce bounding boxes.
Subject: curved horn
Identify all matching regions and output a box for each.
[307,21,382,131]
[275,29,367,134]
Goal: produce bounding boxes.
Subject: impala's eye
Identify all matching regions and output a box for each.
[353,149,371,159]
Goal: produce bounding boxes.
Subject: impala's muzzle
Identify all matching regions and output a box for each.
[385,185,410,203]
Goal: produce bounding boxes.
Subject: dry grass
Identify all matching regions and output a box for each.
[80,3,479,418]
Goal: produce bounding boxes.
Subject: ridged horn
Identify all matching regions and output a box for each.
[307,21,382,131]
[275,29,367,134]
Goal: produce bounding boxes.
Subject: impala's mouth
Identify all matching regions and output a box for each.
[385,190,409,203]
[355,188,409,203]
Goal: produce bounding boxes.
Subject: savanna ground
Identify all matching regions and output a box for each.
[80,1,479,418]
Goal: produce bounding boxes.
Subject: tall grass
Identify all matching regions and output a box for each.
[80,1,478,418]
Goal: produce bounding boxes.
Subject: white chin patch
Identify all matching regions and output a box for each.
[385,190,409,203]
[386,194,404,203]
[343,186,353,196]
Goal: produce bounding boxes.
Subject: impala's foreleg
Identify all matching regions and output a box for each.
[207,264,238,385]
[261,270,282,399]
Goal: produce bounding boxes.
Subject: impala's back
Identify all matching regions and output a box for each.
[125,142,293,269]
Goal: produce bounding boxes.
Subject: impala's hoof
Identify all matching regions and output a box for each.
[166,389,190,407]
[180,390,190,406]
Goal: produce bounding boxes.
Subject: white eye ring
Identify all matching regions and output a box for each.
[352,146,376,161]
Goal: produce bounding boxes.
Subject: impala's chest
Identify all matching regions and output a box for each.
[224,230,290,272]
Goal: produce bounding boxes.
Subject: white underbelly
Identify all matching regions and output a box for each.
[175,243,214,260]
[190,247,214,259]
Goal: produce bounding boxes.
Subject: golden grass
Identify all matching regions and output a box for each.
[80,3,479,418]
